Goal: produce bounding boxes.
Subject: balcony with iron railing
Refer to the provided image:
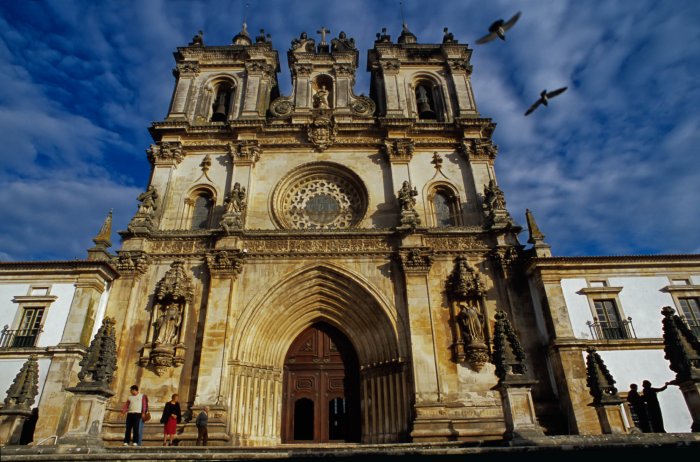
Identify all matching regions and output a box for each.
[678,315,700,338]
[0,325,43,349]
[586,316,636,340]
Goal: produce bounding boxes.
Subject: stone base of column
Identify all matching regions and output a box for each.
[57,391,111,446]
[0,411,29,445]
[410,403,505,443]
[594,402,628,434]
[498,384,545,442]
[678,380,700,432]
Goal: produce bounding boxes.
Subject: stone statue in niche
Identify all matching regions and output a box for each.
[154,303,182,345]
[313,85,330,109]
[457,302,485,344]
[140,261,193,376]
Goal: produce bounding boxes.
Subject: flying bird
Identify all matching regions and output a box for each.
[524,87,568,116]
[475,11,521,44]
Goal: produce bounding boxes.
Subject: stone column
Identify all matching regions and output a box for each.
[0,355,39,446]
[379,60,403,117]
[395,247,445,440]
[585,347,628,434]
[168,62,199,119]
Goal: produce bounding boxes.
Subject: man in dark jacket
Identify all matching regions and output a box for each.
[196,406,209,446]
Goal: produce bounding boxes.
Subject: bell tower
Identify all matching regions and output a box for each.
[166,25,280,123]
[367,26,478,121]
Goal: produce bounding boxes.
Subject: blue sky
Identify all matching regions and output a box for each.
[0,0,699,261]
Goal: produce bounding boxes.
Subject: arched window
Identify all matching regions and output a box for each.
[313,75,334,109]
[211,82,234,122]
[430,186,460,227]
[190,192,213,229]
[414,79,444,121]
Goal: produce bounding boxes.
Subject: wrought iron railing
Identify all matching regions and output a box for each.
[587,317,636,340]
[0,325,42,349]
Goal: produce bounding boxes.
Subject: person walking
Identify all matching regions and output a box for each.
[196,406,209,446]
[642,380,669,432]
[160,393,182,446]
[121,385,149,446]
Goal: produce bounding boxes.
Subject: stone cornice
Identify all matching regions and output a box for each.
[548,337,664,352]
[527,254,700,275]
[0,261,119,281]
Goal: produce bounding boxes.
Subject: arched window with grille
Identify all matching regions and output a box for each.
[429,185,461,227]
[189,191,214,229]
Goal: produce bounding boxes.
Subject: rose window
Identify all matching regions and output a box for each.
[272,163,368,229]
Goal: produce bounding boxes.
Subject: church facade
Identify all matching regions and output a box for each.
[1,24,698,447]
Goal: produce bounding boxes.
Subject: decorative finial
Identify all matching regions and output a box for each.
[200,154,212,174]
[492,310,528,382]
[585,347,621,404]
[525,209,545,244]
[72,317,118,396]
[3,355,39,414]
[88,209,113,260]
[661,306,700,383]
[93,209,113,246]
[431,152,443,171]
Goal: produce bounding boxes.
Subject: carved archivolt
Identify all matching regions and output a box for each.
[271,162,368,230]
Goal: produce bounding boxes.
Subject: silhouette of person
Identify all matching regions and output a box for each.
[626,383,650,432]
[642,380,668,432]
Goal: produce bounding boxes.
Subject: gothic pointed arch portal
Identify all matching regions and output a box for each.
[282,322,360,443]
[226,264,412,445]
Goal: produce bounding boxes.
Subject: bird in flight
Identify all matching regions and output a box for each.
[524,87,568,116]
[475,11,522,44]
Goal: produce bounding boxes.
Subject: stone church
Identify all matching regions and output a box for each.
[1,23,699,448]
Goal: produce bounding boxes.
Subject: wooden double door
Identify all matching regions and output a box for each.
[282,323,360,443]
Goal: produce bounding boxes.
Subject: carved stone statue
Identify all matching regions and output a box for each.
[457,302,484,344]
[313,85,330,109]
[331,31,356,51]
[225,183,247,214]
[190,30,204,46]
[483,179,506,211]
[136,185,158,216]
[397,180,421,229]
[398,180,418,211]
[154,304,182,345]
[291,31,315,52]
[141,261,193,375]
[221,182,248,233]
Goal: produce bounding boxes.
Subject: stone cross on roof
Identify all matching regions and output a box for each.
[317,26,330,45]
